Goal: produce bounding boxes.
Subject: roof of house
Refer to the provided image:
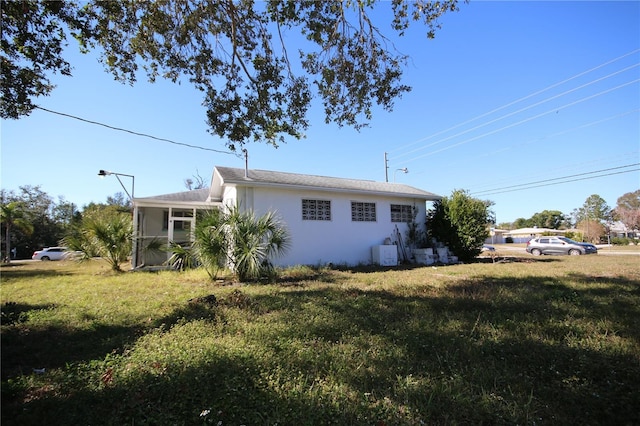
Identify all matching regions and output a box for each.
[506,227,568,236]
[212,166,441,200]
[134,166,442,206]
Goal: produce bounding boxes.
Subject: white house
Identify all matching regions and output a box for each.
[131,166,441,268]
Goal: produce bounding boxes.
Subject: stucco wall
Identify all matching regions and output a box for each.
[229,185,428,266]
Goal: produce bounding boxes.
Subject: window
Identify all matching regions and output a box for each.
[302,199,331,221]
[351,201,376,222]
[390,204,412,223]
[163,210,193,231]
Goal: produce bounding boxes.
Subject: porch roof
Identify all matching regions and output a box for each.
[133,188,215,208]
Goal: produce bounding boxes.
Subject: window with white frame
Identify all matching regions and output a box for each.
[162,210,194,230]
[351,201,376,222]
[302,199,332,221]
[390,204,412,223]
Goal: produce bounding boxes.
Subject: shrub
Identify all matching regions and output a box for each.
[427,190,492,262]
[611,237,632,246]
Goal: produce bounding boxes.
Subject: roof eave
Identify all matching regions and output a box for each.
[133,199,222,209]
[222,180,441,200]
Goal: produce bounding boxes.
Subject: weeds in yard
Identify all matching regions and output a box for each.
[1,255,639,425]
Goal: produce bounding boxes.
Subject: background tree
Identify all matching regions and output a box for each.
[572,194,612,243]
[529,210,567,229]
[512,217,530,229]
[2,0,462,150]
[1,201,34,262]
[572,194,612,225]
[0,186,65,257]
[426,190,492,262]
[576,219,605,244]
[613,190,640,234]
[184,171,209,191]
[105,192,131,210]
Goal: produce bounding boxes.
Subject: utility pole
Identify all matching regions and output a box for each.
[384,152,389,182]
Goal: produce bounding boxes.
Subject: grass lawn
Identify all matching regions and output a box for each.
[2,254,639,425]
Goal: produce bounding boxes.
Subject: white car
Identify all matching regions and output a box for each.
[32,247,71,261]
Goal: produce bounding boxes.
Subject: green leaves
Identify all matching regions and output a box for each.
[2,0,462,149]
[427,189,492,262]
[191,206,290,282]
[64,210,133,271]
[1,0,91,118]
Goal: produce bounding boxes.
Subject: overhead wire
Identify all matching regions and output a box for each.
[424,109,640,175]
[470,165,640,197]
[399,78,639,165]
[467,150,639,192]
[34,106,237,156]
[392,65,640,161]
[389,48,640,156]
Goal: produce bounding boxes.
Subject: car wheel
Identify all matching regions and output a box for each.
[41,256,50,261]
[568,249,581,256]
[531,248,542,256]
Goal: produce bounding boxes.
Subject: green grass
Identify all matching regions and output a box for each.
[2,255,639,425]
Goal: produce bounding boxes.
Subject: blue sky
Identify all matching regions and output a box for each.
[1,1,639,223]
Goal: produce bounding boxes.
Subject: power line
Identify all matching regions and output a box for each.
[470,163,640,196]
[395,62,639,160]
[34,106,237,156]
[389,48,640,156]
[393,67,640,162]
[467,150,639,192]
[400,78,640,165]
[426,110,640,178]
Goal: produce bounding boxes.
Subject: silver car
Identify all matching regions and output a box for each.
[526,236,597,256]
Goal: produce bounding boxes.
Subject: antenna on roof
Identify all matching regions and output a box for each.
[242,149,248,178]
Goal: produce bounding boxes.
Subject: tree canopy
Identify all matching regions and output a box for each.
[572,194,612,225]
[614,189,640,231]
[1,0,461,150]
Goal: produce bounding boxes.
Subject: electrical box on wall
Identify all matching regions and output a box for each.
[371,245,398,266]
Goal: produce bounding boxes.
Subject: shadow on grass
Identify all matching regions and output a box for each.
[1,299,222,383]
[1,302,56,326]
[2,272,639,425]
[0,267,75,279]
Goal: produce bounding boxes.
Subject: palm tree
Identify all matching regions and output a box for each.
[65,211,133,271]
[223,206,290,282]
[1,202,34,263]
[190,206,290,281]
[191,209,226,279]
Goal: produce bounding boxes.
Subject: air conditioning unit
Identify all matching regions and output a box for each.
[372,245,398,266]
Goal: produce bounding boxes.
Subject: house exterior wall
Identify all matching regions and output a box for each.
[227,185,428,266]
